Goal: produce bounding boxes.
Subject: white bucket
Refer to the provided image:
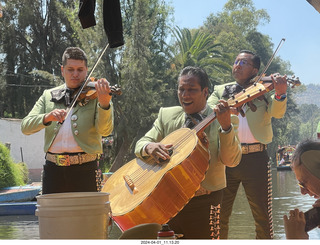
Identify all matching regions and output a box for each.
[36,192,110,239]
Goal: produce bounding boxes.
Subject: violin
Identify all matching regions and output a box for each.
[228,74,301,116]
[239,74,301,90]
[249,74,301,88]
[76,77,122,106]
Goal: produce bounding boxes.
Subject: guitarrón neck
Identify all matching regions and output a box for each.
[193,112,217,133]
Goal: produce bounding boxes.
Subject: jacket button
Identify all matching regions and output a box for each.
[73,123,77,128]
[74,130,79,135]
[71,115,78,121]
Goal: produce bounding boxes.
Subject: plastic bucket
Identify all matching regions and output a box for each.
[36,192,110,239]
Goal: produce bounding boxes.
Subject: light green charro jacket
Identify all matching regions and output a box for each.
[21,84,113,154]
[207,81,287,144]
[135,106,242,191]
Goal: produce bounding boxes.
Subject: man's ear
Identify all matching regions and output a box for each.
[252,67,259,77]
[204,87,209,98]
[61,65,64,76]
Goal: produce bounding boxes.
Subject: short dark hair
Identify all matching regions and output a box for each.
[292,139,320,167]
[62,47,88,67]
[178,66,209,90]
[239,50,261,70]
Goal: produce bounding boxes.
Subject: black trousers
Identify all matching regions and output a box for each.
[42,160,99,194]
[220,150,273,239]
[168,190,223,239]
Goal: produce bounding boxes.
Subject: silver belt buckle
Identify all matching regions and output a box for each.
[56,155,70,166]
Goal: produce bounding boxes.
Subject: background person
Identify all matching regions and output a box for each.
[284,139,320,239]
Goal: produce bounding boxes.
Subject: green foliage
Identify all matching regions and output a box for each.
[0,0,77,118]
[0,142,28,188]
[172,27,231,83]
[223,0,270,34]
[118,0,164,144]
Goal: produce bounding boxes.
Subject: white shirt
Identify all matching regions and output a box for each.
[238,106,259,144]
[48,108,83,153]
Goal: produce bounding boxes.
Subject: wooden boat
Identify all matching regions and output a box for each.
[276,145,295,171]
[0,185,41,203]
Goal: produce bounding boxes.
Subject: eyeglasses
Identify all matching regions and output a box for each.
[234,59,254,67]
[298,182,307,190]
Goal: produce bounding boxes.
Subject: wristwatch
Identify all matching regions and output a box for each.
[275,93,287,101]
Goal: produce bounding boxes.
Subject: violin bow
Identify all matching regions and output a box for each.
[254,38,286,84]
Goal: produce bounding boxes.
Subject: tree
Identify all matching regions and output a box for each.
[0,0,77,118]
[171,26,231,89]
[110,0,173,171]
[202,0,271,83]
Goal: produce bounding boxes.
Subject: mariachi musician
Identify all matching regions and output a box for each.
[21,47,114,194]
[207,50,288,239]
[134,66,242,239]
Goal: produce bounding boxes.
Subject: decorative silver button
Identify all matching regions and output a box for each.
[73,123,77,128]
[71,115,78,121]
[74,130,79,135]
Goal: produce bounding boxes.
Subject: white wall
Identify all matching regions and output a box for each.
[0,118,44,181]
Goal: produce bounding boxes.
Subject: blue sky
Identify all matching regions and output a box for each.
[167,0,320,85]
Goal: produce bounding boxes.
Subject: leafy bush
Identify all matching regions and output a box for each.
[0,142,28,188]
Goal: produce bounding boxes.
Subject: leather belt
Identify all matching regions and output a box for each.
[241,143,266,155]
[46,152,97,166]
[194,186,212,197]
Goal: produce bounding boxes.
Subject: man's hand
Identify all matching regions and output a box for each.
[214,99,231,132]
[283,208,309,239]
[95,78,112,109]
[272,74,288,96]
[312,199,320,208]
[312,199,320,229]
[145,143,173,164]
[44,109,67,124]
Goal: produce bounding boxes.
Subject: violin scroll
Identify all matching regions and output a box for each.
[110,84,122,96]
[287,75,301,88]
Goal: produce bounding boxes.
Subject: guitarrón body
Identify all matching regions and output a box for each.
[102,128,210,231]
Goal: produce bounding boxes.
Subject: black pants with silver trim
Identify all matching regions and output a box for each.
[220,150,273,239]
[168,190,222,239]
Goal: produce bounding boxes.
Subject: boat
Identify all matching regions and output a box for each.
[0,201,37,215]
[0,184,41,203]
[0,185,41,216]
[276,145,295,171]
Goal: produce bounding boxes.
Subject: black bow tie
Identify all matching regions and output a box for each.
[50,88,76,107]
[184,113,205,129]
